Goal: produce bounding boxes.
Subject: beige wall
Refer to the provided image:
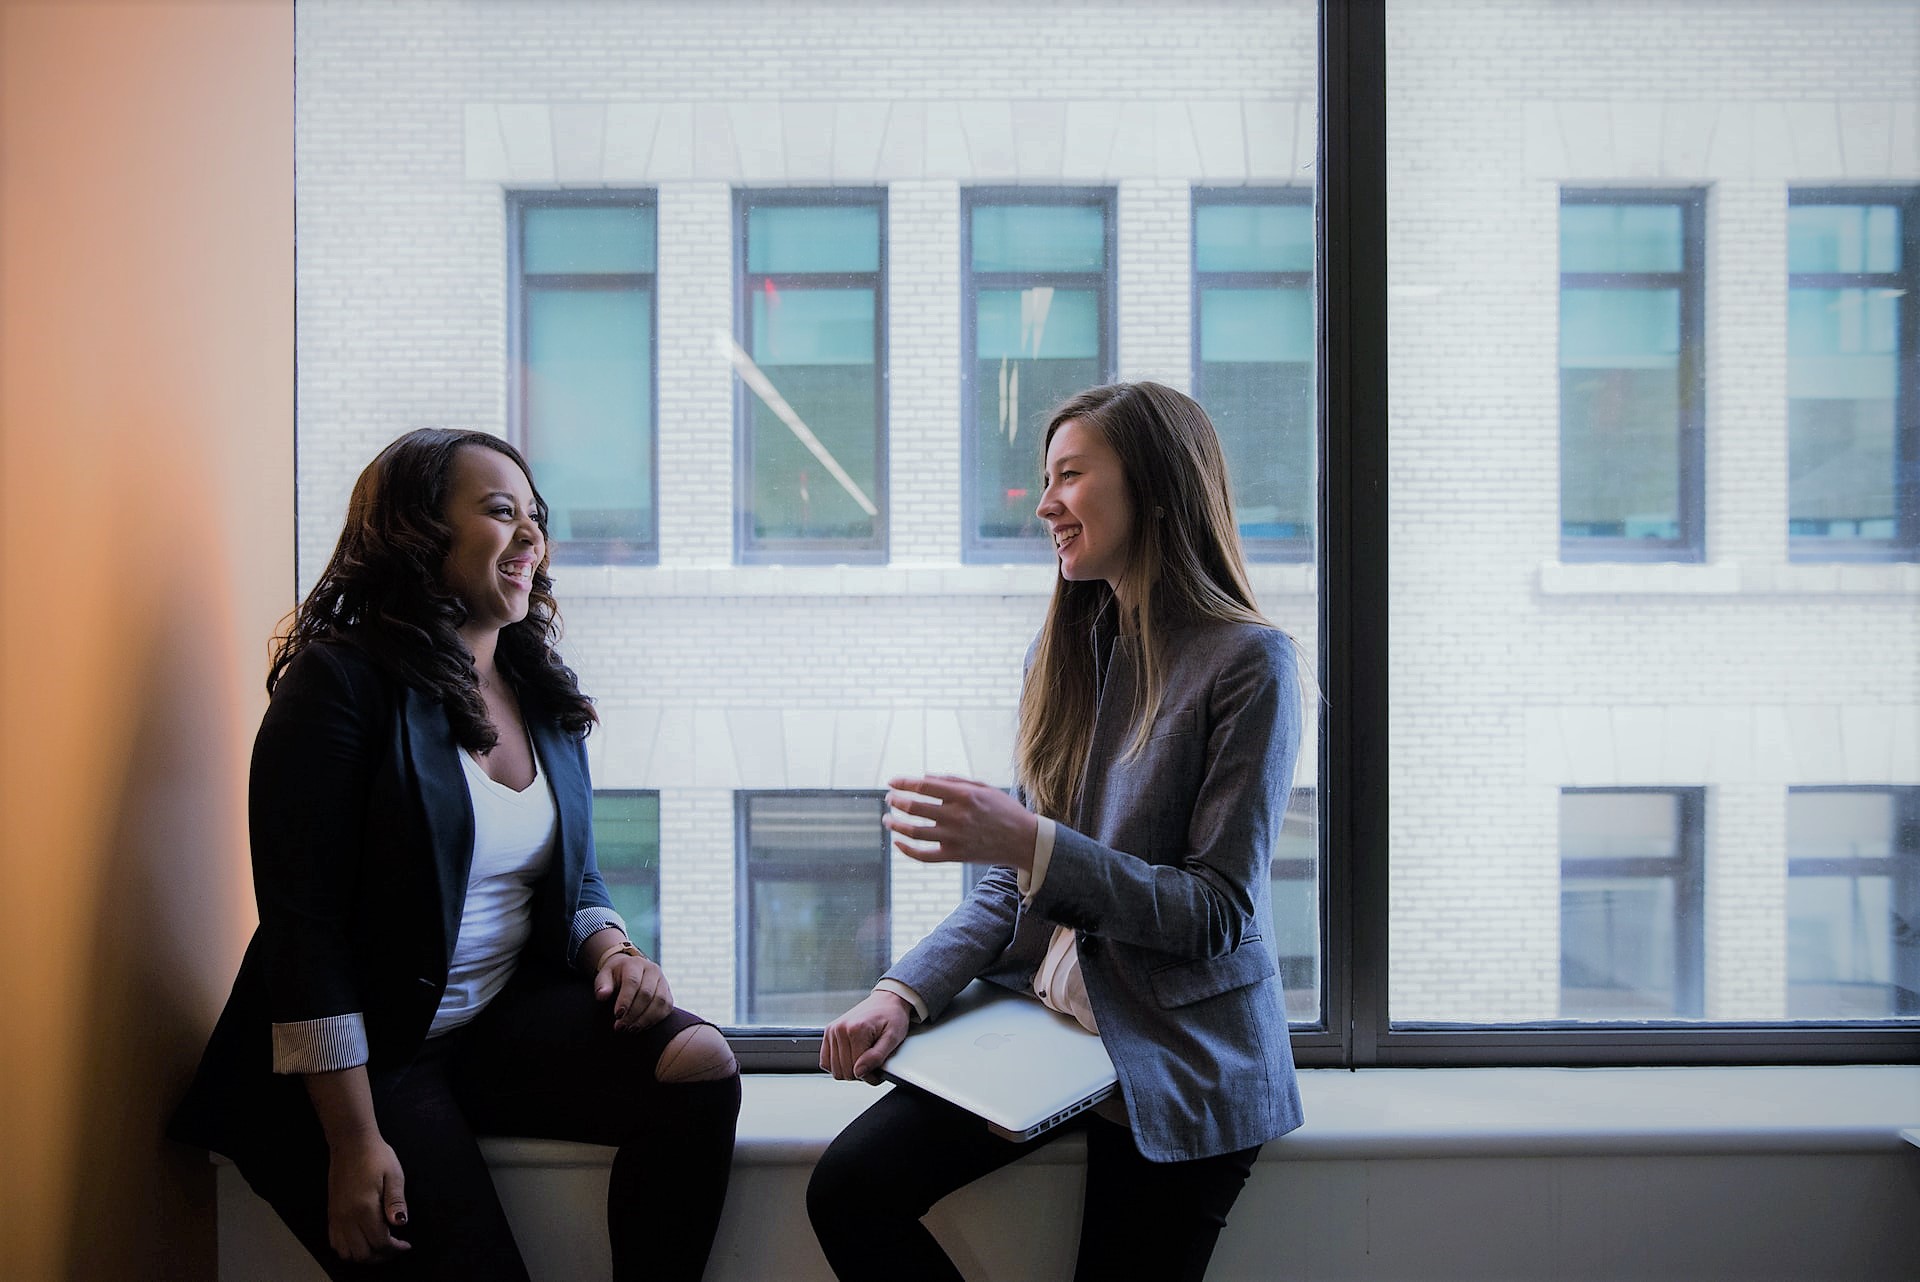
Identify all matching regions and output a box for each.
[0,2,293,1277]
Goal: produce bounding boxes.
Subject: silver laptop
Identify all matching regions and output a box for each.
[883,979,1118,1142]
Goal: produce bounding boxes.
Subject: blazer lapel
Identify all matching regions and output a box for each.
[401,685,474,970]
[529,713,590,918]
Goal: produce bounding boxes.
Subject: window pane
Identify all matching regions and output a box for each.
[524,204,656,275]
[1270,789,1320,1023]
[1195,202,1313,273]
[1787,790,1918,1018]
[526,285,653,546]
[743,795,889,1026]
[1788,287,1901,540]
[593,792,660,960]
[971,204,1104,273]
[1559,791,1701,1019]
[747,205,881,273]
[1559,287,1683,540]
[973,286,1101,540]
[1199,286,1313,544]
[1560,204,1684,273]
[1787,204,1901,274]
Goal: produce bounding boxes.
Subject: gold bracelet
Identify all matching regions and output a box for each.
[593,939,643,972]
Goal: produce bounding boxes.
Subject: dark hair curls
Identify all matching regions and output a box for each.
[269,428,596,748]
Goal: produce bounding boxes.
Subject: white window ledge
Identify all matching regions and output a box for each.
[471,1064,1920,1170]
[1540,560,1920,596]
[552,562,1317,600]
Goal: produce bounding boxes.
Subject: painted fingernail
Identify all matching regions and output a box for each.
[394,1211,407,1226]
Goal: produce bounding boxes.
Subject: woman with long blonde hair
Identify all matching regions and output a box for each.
[810,382,1305,1281]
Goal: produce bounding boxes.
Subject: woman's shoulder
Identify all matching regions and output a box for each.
[271,634,395,706]
[1174,618,1295,669]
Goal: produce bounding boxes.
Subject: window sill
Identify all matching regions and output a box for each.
[469,1064,1920,1168]
[552,562,1316,599]
[1539,560,1920,596]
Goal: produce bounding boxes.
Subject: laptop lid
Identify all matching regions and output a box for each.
[883,979,1118,1142]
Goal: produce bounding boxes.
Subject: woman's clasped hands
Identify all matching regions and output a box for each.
[882,774,1038,872]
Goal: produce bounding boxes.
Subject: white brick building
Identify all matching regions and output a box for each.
[294,0,1918,1026]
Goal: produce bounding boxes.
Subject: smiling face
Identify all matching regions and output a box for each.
[1037,418,1136,590]
[439,443,545,642]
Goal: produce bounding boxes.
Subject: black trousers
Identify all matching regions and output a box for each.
[236,967,740,1282]
[807,1085,1261,1282]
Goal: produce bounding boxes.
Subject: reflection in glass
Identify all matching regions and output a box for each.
[742,793,889,1026]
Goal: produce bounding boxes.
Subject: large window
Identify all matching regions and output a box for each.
[510,193,657,563]
[592,791,661,961]
[737,792,890,1027]
[1193,189,1316,560]
[1787,189,1918,559]
[1788,788,1919,1018]
[1269,788,1321,1023]
[1558,191,1705,560]
[963,189,1114,559]
[1559,790,1705,1020]
[735,190,886,561]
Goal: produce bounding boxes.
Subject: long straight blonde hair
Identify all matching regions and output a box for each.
[1015,382,1272,821]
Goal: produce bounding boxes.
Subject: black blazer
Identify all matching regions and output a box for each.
[171,638,611,1161]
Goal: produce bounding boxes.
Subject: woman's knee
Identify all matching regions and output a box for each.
[655,1023,737,1083]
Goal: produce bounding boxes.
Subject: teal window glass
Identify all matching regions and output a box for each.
[1195,201,1313,273]
[1193,190,1317,557]
[517,197,657,559]
[1787,789,1919,1018]
[739,194,885,553]
[974,286,1102,539]
[1559,790,1704,1020]
[593,791,661,960]
[747,205,881,273]
[741,793,889,1026]
[1787,196,1912,550]
[524,205,656,275]
[1558,194,1700,550]
[1560,204,1684,273]
[971,204,1104,272]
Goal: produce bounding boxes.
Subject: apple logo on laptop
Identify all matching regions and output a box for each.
[974,1033,1016,1050]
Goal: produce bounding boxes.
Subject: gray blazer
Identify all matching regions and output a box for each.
[885,616,1304,1162]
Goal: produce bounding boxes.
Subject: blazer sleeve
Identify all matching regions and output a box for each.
[1027,627,1302,960]
[249,643,385,1066]
[881,861,1026,1019]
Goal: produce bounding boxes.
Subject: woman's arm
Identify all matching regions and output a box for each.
[1029,628,1302,958]
[304,1066,410,1263]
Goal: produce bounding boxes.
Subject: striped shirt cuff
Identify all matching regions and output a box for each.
[271,1012,369,1074]
[570,906,630,967]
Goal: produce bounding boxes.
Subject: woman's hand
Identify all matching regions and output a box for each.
[595,950,675,1031]
[883,774,1039,871]
[821,990,912,1084]
[324,1133,410,1263]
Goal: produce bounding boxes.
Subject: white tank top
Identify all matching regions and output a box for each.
[429,742,557,1036]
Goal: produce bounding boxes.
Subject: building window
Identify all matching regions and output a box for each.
[510,193,658,564]
[1193,189,1316,561]
[592,790,661,960]
[734,191,886,562]
[1559,789,1705,1019]
[1558,191,1705,560]
[963,189,1115,560]
[1268,788,1320,1024]
[1787,189,1918,559]
[737,792,890,1027]
[1788,788,1920,1018]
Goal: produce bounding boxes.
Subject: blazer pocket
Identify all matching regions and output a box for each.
[1148,940,1276,1009]
[1148,706,1197,739]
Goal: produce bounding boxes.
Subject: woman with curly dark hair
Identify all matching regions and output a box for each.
[172,429,739,1281]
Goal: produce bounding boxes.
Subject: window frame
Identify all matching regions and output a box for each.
[732,188,890,565]
[1555,188,1707,563]
[960,186,1117,564]
[1191,185,1317,563]
[732,789,892,1033]
[724,0,1920,1071]
[1785,186,1920,562]
[1786,785,1920,1018]
[507,189,660,566]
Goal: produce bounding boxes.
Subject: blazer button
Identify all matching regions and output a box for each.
[1079,935,1100,957]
